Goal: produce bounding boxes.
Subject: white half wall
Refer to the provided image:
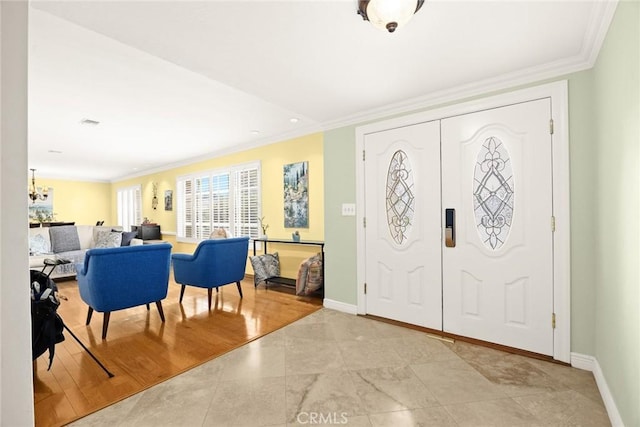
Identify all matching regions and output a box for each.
[0,2,34,425]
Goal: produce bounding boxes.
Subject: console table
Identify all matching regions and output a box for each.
[29,222,75,228]
[252,237,325,293]
[131,224,161,241]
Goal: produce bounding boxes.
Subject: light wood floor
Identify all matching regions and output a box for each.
[33,275,322,427]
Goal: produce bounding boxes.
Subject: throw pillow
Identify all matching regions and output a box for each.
[305,255,323,295]
[49,225,81,253]
[120,231,138,246]
[295,254,323,296]
[249,255,267,285]
[249,252,280,286]
[94,230,122,248]
[209,228,229,239]
[29,234,51,255]
[261,252,280,277]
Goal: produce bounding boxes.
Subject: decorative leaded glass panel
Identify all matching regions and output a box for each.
[386,150,415,244]
[473,137,514,250]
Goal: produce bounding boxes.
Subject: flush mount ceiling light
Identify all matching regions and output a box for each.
[357,0,425,33]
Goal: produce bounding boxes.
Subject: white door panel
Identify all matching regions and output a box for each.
[441,99,553,355]
[363,99,554,356]
[364,121,442,329]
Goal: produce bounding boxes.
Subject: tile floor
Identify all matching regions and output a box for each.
[69,309,610,426]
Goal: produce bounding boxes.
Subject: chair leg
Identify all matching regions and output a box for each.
[102,312,111,340]
[207,288,213,310]
[236,281,243,298]
[146,304,150,311]
[156,301,165,322]
[86,307,94,325]
[179,285,186,303]
[216,287,219,293]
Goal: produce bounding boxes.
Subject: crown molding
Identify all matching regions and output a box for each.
[110,122,323,183]
[321,0,619,132]
[32,173,111,183]
[583,0,619,66]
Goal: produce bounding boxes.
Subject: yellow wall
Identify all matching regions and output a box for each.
[112,133,325,278]
[29,178,112,226]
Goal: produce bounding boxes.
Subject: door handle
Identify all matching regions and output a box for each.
[445,208,455,247]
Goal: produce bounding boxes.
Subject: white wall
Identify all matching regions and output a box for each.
[0,2,35,425]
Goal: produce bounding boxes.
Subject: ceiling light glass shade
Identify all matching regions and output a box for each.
[358,0,424,33]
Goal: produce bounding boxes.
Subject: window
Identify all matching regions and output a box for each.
[177,162,260,242]
[117,185,142,232]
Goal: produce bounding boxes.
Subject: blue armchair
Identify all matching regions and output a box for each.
[171,237,249,309]
[76,243,172,339]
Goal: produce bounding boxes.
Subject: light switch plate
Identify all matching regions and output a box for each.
[341,203,356,216]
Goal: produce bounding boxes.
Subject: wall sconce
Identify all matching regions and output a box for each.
[28,168,48,203]
[357,0,425,33]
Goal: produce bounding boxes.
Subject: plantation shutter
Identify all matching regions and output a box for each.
[212,173,230,231]
[177,162,260,241]
[194,175,211,239]
[117,185,142,232]
[233,166,259,238]
[177,177,194,238]
[134,187,142,227]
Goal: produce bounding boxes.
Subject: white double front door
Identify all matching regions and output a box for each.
[364,99,554,356]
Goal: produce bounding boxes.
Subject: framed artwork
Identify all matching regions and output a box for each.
[164,190,173,211]
[283,161,309,227]
[28,188,54,222]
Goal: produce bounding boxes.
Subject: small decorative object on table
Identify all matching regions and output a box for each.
[259,216,269,239]
[292,230,300,242]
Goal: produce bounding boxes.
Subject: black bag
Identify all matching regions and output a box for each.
[30,270,65,370]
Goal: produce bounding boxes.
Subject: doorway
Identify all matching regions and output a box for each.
[356,83,570,361]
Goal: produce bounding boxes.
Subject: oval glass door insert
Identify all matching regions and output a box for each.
[473,137,514,250]
[386,150,415,244]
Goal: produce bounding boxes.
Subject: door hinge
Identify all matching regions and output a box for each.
[364,283,367,294]
[363,150,366,161]
[549,119,554,135]
[363,217,366,228]
[551,216,556,232]
[552,313,556,329]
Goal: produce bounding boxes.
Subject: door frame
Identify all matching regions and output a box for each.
[355,81,570,363]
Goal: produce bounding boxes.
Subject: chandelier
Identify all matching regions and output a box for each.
[28,168,48,203]
[357,0,425,33]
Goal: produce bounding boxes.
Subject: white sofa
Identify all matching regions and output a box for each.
[29,225,142,279]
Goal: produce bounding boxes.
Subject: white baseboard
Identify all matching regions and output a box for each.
[592,358,625,427]
[571,352,625,426]
[570,352,595,371]
[323,298,357,314]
